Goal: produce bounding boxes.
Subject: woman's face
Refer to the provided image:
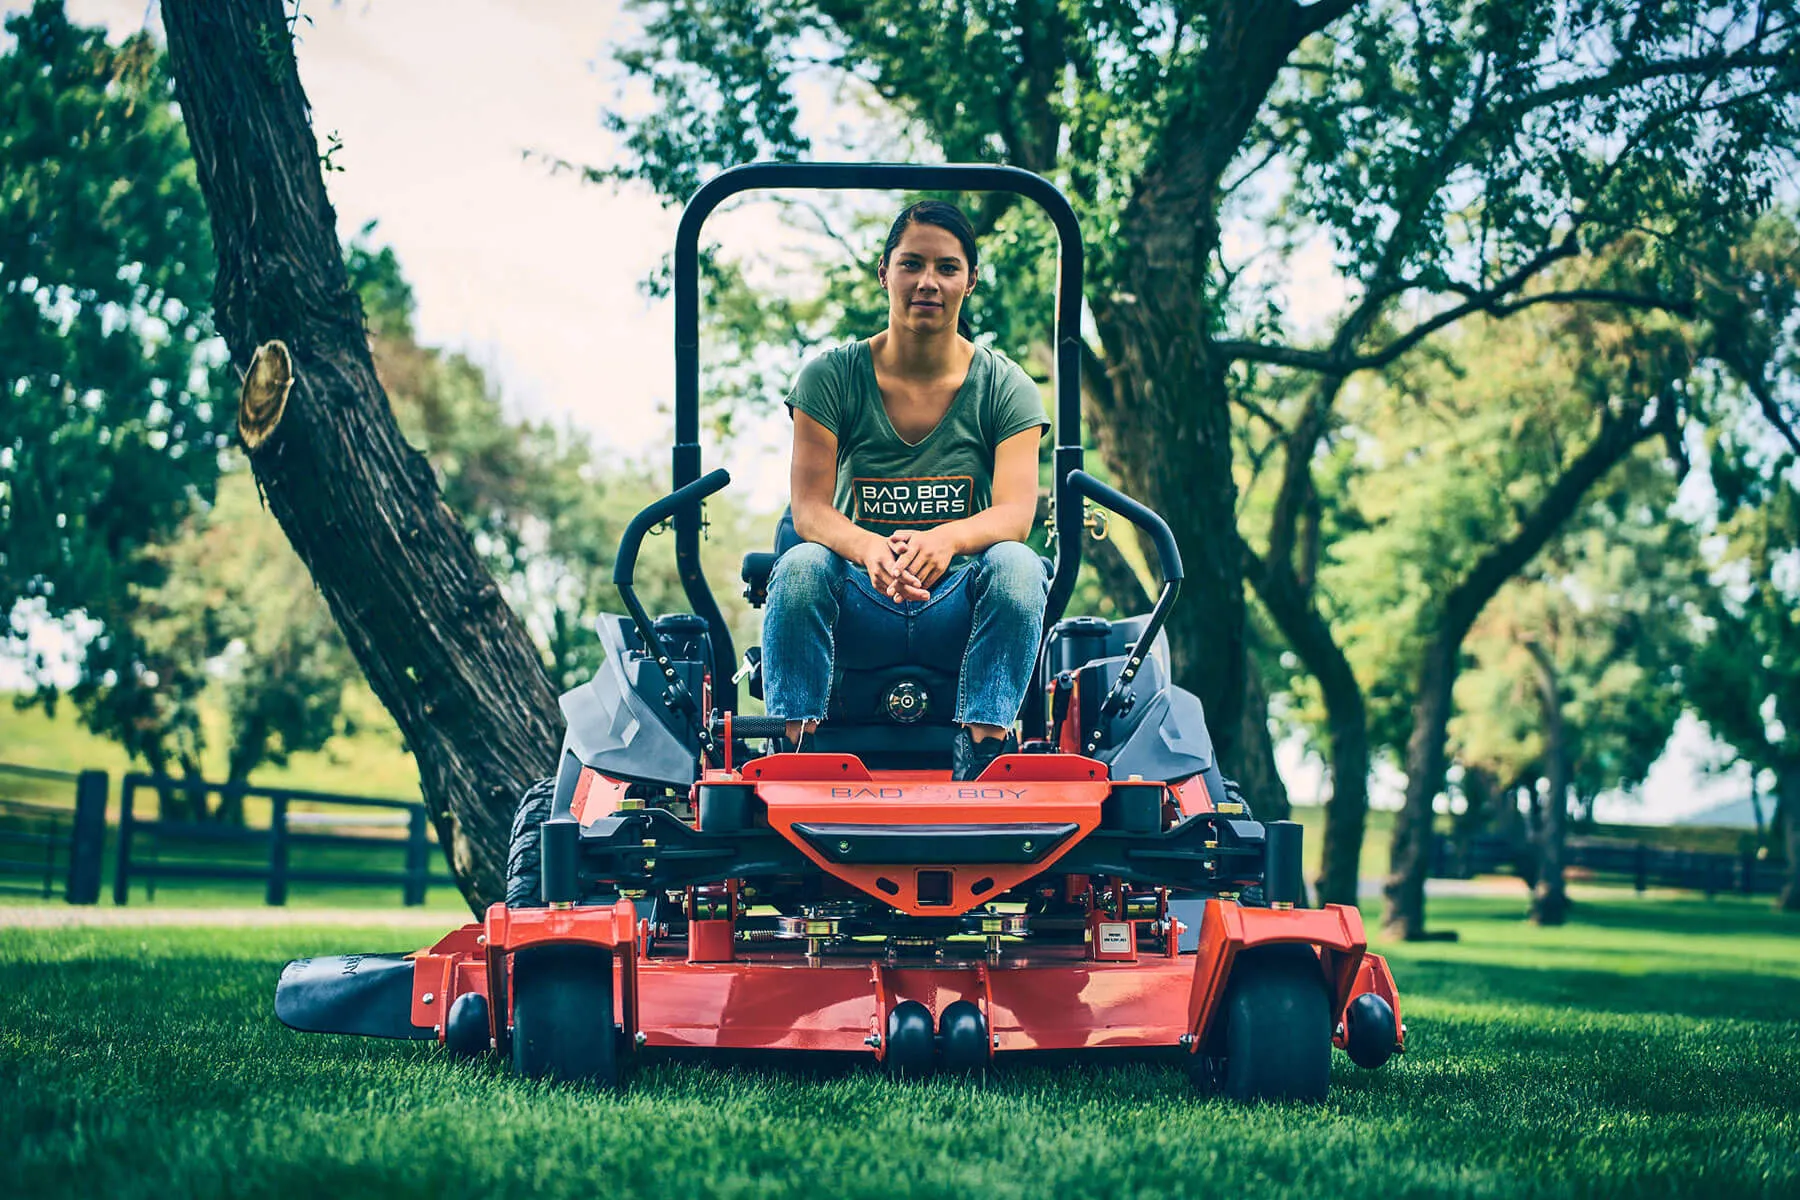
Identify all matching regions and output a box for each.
[880,221,975,337]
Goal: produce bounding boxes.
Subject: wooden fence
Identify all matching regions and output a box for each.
[1434,831,1784,897]
[0,764,107,902]
[113,773,454,905]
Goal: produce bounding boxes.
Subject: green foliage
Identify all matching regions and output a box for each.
[1687,424,1800,775]
[0,0,232,651]
[3,895,1798,1197]
[606,0,1799,351]
[1452,476,1706,811]
[1278,301,1697,760]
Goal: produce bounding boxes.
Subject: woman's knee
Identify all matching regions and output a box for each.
[977,541,1050,610]
[767,542,842,608]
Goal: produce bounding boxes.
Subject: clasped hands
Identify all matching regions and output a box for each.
[859,527,957,601]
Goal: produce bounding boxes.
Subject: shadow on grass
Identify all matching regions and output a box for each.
[1397,958,1798,1023]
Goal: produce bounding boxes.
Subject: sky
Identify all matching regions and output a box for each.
[5,0,1763,825]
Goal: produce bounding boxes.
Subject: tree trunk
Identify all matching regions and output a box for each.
[162,0,561,910]
[1382,412,1653,939]
[1498,778,1540,887]
[1248,550,1370,905]
[1089,309,1247,777]
[1452,765,1497,878]
[1778,763,1800,914]
[1234,660,1291,823]
[1384,638,1456,940]
[1526,642,1570,925]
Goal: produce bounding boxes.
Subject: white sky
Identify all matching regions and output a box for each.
[7,0,1761,825]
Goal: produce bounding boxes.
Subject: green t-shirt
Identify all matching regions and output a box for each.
[787,340,1048,541]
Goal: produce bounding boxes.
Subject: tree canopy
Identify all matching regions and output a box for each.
[0,0,231,671]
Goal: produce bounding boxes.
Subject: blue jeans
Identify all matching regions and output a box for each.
[762,541,1051,728]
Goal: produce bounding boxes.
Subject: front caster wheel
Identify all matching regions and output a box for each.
[884,1000,934,1079]
[444,991,491,1058]
[510,944,620,1087]
[1217,946,1331,1103]
[938,999,988,1072]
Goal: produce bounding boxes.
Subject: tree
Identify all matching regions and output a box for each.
[1686,426,1800,911]
[602,0,1800,926]
[156,0,1800,908]
[1,0,232,700]
[1448,472,1703,921]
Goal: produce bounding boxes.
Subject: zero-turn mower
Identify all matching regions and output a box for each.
[275,163,1404,1102]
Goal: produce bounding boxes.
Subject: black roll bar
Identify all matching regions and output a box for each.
[613,467,733,754]
[1065,470,1183,756]
[673,162,1087,713]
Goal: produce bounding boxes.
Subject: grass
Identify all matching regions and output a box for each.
[2,893,1796,1199]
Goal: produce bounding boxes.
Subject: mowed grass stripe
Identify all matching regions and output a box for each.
[2,896,1795,1200]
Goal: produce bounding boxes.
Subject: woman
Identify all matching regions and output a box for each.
[762,200,1050,781]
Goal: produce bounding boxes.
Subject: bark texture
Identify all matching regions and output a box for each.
[1383,412,1654,938]
[1525,642,1570,925]
[162,0,561,910]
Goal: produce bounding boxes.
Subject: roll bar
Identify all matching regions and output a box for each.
[672,162,1087,712]
[1065,470,1182,755]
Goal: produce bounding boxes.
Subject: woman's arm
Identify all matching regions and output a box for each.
[790,409,909,593]
[890,426,1040,589]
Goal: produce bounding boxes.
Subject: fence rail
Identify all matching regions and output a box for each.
[0,763,107,902]
[113,773,453,906]
[1435,831,1784,897]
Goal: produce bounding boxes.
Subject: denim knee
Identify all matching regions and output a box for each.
[977,541,1049,609]
[767,542,841,607]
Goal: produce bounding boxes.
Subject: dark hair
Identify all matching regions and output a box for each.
[881,200,978,339]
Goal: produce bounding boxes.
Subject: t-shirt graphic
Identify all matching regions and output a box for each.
[852,475,975,526]
[786,340,1048,555]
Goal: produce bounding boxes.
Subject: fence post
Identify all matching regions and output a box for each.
[112,776,137,905]
[403,807,428,906]
[266,794,289,906]
[66,770,108,905]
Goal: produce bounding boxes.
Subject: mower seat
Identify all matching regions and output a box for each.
[740,508,964,770]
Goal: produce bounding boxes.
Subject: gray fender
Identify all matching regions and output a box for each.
[560,615,698,790]
[1100,684,1228,803]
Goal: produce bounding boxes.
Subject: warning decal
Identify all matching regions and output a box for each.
[851,475,974,527]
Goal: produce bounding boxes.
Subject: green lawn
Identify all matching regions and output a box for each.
[3,894,1796,1199]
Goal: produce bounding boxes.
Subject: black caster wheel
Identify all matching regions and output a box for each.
[1215,945,1331,1103]
[444,991,491,1057]
[1344,991,1398,1070]
[885,1000,934,1079]
[509,944,620,1087]
[938,999,988,1072]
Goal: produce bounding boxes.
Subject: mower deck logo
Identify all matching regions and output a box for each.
[852,475,974,526]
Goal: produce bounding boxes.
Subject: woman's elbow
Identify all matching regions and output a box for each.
[791,501,830,544]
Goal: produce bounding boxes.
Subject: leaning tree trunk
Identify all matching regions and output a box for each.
[1384,412,1653,939]
[1525,642,1570,926]
[162,0,561,910]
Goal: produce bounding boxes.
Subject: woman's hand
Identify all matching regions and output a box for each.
[889,527,958,593]
[856,533,912,600]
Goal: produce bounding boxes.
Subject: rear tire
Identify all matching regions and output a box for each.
[509,944,620,1087]
[505,776,556,909]
[1219,946,1331,1103]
